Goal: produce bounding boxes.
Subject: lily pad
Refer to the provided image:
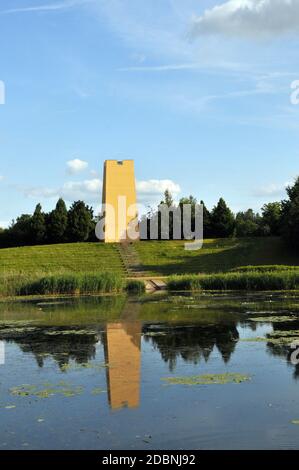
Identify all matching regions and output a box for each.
[162,373,251,386]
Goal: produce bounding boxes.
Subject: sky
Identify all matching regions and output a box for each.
[0,0,299,227]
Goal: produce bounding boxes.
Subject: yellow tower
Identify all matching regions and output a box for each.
[102,160,138,243]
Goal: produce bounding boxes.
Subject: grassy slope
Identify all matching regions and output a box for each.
[135,237,299,276]
[0,242,125,276]
[0,237,298,280]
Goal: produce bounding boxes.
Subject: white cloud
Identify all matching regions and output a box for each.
[22,177,181,207]
[23,178,102,202]
[137,179,181,196]
[62,178,102,200]
[136,179,181,207]
[66,158,88,174]
[192,0,299,38]
[253,181,290,198]
[0,0,91,15]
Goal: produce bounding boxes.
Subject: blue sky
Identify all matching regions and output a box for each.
[0,0,299,227]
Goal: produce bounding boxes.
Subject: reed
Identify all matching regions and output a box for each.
[167,271,299,291]
[125,280,146,294]
[0,272,125,297]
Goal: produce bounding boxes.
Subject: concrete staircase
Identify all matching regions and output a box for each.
[116,242,146,277]
[116,243,167,291]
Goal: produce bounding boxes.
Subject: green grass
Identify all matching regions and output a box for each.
[0,237,299,297]
[0,272,146,297]
[1,238,298,279]
[167,271,299,292]
[4,273,124,297]
[135,238,299,276]
[0,242,125,277]
[230,265,299,273]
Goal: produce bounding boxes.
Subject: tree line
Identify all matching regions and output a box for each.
[0,199,96,247]
[0,176,298,250]
[142,176,299,251]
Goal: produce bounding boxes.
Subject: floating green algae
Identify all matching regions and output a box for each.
[292,420,299,425]
[162,373,251,386]
[143,332,167,337]
[10,382,84,399]
[91,387,106,395]
[45,329,98,336]
[249,316,297,323]
[240,337,267,342]
[266,329,299,345]
[60,361,107,372]
[268,330,299,338]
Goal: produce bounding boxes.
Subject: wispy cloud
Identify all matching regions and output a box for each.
[118,60,251,74]
[118,63,201,73]
[0,0,92,15]
[253,182,291,198]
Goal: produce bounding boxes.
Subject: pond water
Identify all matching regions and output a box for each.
[1,292,299,450]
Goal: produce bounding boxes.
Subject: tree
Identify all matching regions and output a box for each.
[200,200,212,239]
[281,178,299,250]
[161,189,174,208]
[178,195,197,239]
[261,202,282,236]
[48,198,68,243]
[211,198,235,238]
[67,201,94,242]
[9,214,32,246]
[235,209,260,237]
[31,203,46,244]
[159,190,176,239]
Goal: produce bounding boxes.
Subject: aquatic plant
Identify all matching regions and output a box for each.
[10,272,125,297]
[167,271,299,292]
[125,280,145,294]
[162,373,251,386]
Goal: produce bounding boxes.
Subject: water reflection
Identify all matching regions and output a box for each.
[102,300,142,410]
[2,293,299,449]
[0,326,100,369]
[1,293,299,413]
[266,319,299,380]
[145,323,239,371]
[104,322,141,410]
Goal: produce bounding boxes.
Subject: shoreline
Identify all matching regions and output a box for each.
[0,287,299,303]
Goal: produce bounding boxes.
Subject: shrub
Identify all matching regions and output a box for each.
[126,280,145,294]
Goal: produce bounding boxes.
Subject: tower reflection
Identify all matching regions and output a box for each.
[103,302,142,410]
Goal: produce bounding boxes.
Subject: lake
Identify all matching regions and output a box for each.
[0,292,299,450]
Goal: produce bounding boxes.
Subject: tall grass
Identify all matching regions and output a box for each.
[0,272,125,297]
[125,280,146,294]
[230,265,299,273]
[167,271,299,292]
[0,272,148,297]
